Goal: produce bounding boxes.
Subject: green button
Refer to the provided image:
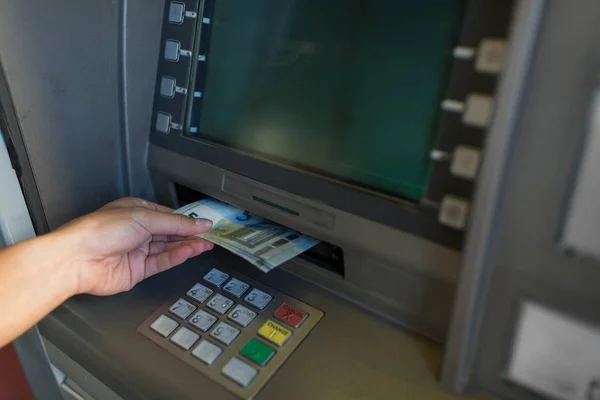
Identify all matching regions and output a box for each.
[240,338,275,366]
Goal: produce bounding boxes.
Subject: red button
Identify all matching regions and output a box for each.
[274,303,308,328]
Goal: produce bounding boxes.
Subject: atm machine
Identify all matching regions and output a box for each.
[1,0,600,399]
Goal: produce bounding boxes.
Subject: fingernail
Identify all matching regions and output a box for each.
[194,218,213,229]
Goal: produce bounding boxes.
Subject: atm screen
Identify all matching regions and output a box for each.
[186,0,465,201]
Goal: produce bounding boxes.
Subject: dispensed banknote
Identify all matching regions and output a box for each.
[174,199,319,272]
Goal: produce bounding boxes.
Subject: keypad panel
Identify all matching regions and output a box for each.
[138,264,323,400]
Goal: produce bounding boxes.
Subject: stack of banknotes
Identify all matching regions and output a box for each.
[175,199,319,272]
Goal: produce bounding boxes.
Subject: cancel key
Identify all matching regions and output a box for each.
[274,303,308,328]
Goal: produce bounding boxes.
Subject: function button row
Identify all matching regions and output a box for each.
[169,298,196,320]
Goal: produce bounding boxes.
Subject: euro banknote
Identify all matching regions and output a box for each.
[174,199,319,272]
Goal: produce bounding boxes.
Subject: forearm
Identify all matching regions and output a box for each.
[0,232,78,347]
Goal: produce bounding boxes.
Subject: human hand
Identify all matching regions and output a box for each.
[53,197,214,296]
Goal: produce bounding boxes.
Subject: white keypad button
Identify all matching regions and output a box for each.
[451,146,481,180]
[189,310,218,332]
[203,268,230,288]
[439,195,470,231]
[476,38,507,75]
[463,93,494,128]
[186,283,214,303]
[210,322,240,346]
[244,288,273,310]
[170,327,199,350]
[222,357,258,388]
[150,315,178,337]
[192,340,223,365]
[169,298,196,320]
[223,278,250,298]
[227,305,257,328]
[207,294,235,315]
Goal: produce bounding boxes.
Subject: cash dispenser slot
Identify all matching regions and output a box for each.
[174,183,345,277]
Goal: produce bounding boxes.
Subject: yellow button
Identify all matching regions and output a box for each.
[257,320,292,347]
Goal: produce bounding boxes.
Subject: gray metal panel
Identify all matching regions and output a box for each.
[447,0,600,397]
[440,0,546,391]
[0,0,160,228]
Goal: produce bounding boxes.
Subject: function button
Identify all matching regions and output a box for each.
[244,288,273,310]
[155,112,172,134]
[450,146,481,180]
[274,303,308,328]
[240,338,275,367]
[227,305,257,328]
[192,340,223,365]
[476,39,507,75]
[222,358,258,388]
[257,320,292,347]
[160,76,176,98]
[186,282,214,303]
[170,327,199,350]
[203,268,230,287]
[164,39,181,62]
[150,315,179,337]
[439,195,470,231]
[206,294,235,315]
[463,93,494,128]
[223,278,250,298]
[189,310,218,332]
[210,322,241,346]
[168,1,185,24]
[169,298,196,320]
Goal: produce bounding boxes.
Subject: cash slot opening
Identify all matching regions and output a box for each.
[174,183,345,277]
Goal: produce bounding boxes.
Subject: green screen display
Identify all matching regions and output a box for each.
[192,0,465,201]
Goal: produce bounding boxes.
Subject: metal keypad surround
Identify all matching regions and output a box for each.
[138,264,323,400]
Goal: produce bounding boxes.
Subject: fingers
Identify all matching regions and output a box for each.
[148,238,213,256]
[144,239,214,278]
[130,208,213,237]
[152,234,188,243]
[102,197,174,213]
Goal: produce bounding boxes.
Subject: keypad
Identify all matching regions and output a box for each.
[207,294,235,315]
[203,268,229,287]
[169,298,196,320]
[227,305,257,328]
[189,310,218,332]
[186,283,214,303]
[244,288,273,310]
[138,265,323,400]
[210,322,240,346]
[223,278,250,298]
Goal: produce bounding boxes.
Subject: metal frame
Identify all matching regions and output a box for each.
[440,0,547,392]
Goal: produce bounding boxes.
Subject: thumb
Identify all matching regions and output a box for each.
[131,208,213,236]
